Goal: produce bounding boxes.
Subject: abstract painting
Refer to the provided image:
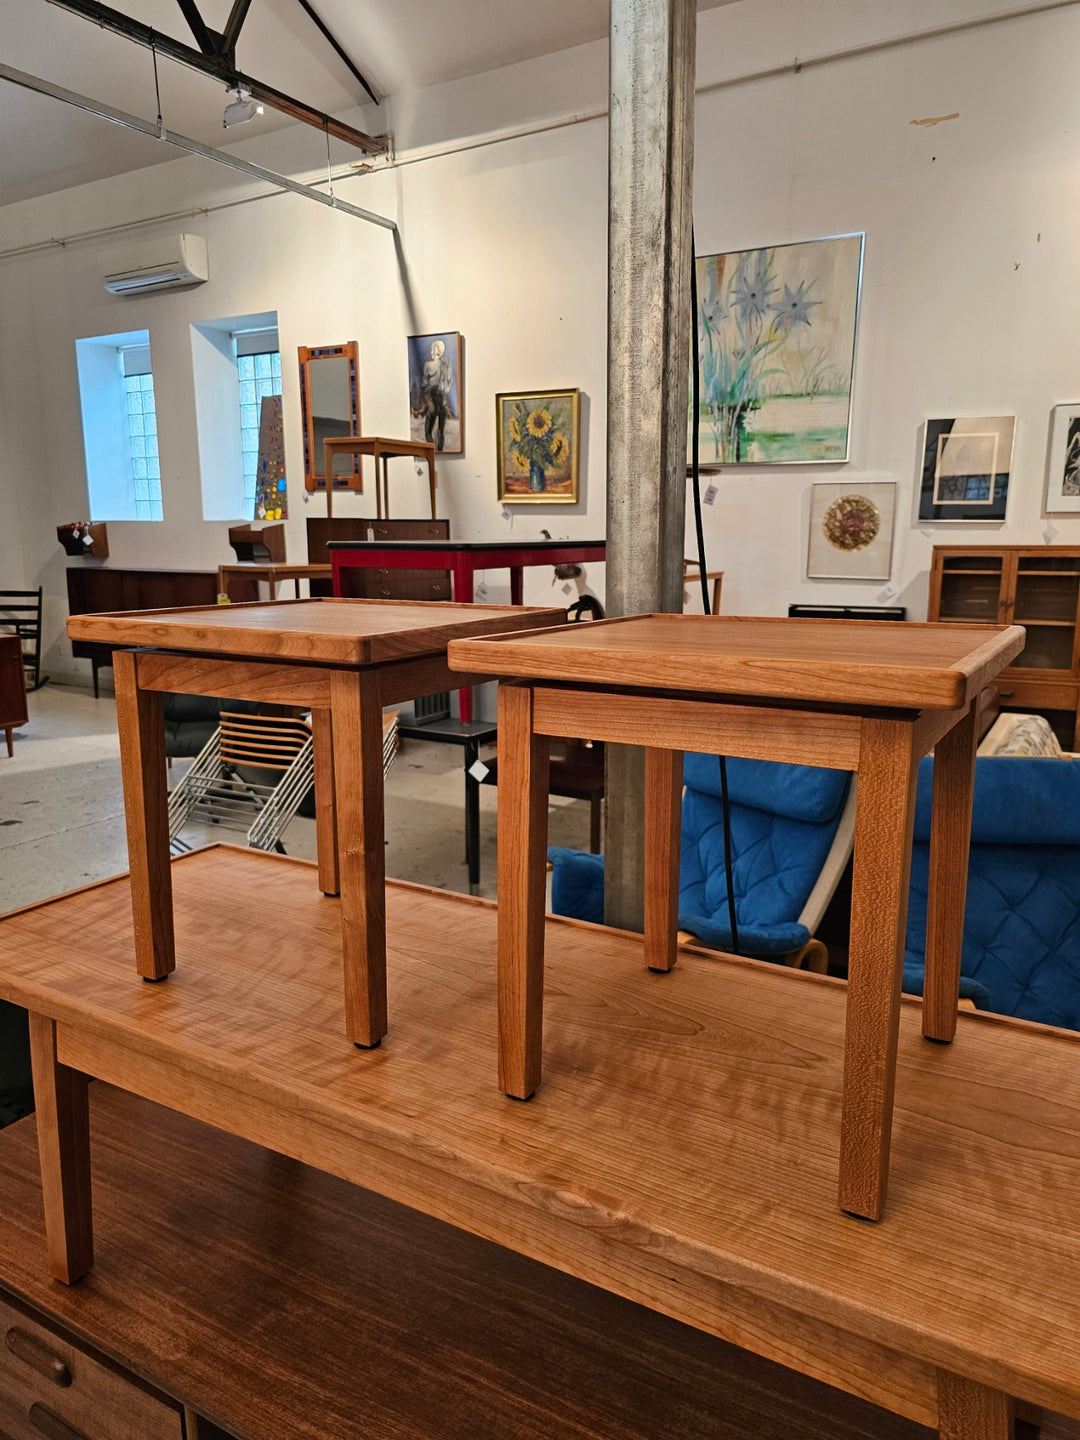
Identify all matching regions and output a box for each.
[1045,405,1080,514]
[807,481,895,579]
[496,389,580,503]
[253,395,287,520]
[690,233,863,465]
[918,417,1015,522]
[408,332,463,454]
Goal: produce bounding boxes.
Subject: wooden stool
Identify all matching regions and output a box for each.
[67,598,564,1048]
[448,613,1024,1221]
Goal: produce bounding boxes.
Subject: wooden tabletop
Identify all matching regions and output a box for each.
[2,846,1079,1424]
[217,562,332,576]
[0,1087,926,1440]
[66,597,567,666]
[447,614,1026,709]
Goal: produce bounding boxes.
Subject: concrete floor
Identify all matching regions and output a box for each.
[0,684,596,914]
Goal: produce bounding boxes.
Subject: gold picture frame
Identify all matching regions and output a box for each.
[496,389,580,504]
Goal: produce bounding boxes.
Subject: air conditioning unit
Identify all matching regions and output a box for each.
[102,233,209,296]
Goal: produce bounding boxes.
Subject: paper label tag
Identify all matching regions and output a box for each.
[468,760,490,783]
[475,582,489,600]
[1044,523,1060,544]
[561,582,573,595]
[703,483,718,506]
[876,582,899,603]
[501,506,512,521]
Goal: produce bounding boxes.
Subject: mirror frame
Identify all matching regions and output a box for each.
[298,342,361,491]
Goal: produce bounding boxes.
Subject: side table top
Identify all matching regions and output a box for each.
[67,597,566,666]
[447,614,1026,710]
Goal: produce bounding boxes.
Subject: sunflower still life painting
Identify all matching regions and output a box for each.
[497,389,580,503]
[691,234,864,465]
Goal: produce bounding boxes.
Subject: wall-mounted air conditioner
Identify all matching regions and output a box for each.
[102,233,209,296]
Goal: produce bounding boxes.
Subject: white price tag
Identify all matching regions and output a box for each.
[468,760,490,783]
[561,582,573,595]
[684,588,691,605]
[476,582,489,600]
[876,582,899,604]
[920,526,934,539]
[501,506,512,521]
[1044,523,1060,544]
[703,483,718,506]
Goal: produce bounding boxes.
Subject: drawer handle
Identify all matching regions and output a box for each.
[6,1329,72,1388]
[998,690,1014,698]
[28,1403,88,1440]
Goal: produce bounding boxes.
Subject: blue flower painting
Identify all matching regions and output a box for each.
[690,234,863,465]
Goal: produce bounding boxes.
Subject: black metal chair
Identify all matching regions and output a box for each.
[0,588,47,692]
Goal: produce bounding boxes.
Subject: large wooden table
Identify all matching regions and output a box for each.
[0,847,1075,1439]
[447,613,1026,1222]
[65,597,564,1048]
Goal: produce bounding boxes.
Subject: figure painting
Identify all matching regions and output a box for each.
[496,389,580,503]
[690,233,864,465]
[408,332,463,454]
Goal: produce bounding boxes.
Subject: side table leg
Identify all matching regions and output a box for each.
[452,559,476,723]
[113,650,174,981]
[330,670,387,1048]
[509,567,524,607]
[923,701,978,1043]
[311,707,340,897]
[644,748,682,973]
[28,1014,93,1285]
[497,684,549,1099]
[838,718,918,1221]
[938,1371,1016,1439]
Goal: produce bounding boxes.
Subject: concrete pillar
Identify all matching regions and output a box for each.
[603,0,696,930]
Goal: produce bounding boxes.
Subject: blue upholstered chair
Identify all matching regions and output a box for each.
[550,753,857,970]
[904,756,1080,1028]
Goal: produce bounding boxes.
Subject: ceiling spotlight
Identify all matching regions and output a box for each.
[223,86,263,129]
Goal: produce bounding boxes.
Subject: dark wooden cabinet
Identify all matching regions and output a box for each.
[306,517,450,600]
[65,568,259,696]
[0,635,29,757]
[928,544,1080,746]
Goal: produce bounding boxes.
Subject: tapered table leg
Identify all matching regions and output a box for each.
[923,701,978,1043]
[28,1014,93,1285]
[330,669,387,1048]
[113,649,174,981]
[838,717,919,1221]
[497,684,549,1099]
[310,707,340,897]
[938,1371,1016,1439]
[644,748,683,973]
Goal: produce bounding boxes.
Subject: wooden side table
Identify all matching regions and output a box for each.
[215,560,332,600]
[321,436,437,519]
[0,634,28,757]
[447,614,1025,1221]
[66,598,564,1048]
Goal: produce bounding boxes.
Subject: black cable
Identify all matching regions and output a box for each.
[689,227,740,957]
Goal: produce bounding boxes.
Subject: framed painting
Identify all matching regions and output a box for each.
[408,332,463,455]
[496,389,580,503]
[807,481,895,580]
[690,232,864,466]
[918,417,1015,522]
[1045,404,1080,513]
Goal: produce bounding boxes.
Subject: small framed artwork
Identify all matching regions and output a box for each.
[408,332,463,454]
[496,389,580,503]
[918,416,1015,522]
[1045,404,1080,513]
[807,481,895,580]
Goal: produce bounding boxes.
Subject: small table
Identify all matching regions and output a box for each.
[66,598,564,1049]
[330,538,606,721]
[321,437,437,519]
[396,718,498,894]
[447,613,1025,1222]
[216,561,332,600]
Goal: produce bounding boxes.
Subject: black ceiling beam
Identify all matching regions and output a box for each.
[45,0,388,154]
[293,0,378,106]
[174,0,220,56]
[220,0,254,58]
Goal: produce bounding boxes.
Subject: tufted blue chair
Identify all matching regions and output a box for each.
[905,756,1080,1029]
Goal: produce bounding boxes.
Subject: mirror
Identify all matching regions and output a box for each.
[299,342,360,490]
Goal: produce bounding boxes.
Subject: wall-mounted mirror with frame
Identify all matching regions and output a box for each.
[299,342,360,492]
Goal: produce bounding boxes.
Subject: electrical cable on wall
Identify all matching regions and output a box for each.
[689,229,740,957]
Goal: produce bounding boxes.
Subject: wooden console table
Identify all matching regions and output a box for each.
[447,613,1025,1222]
[65,598,563,1048]
[0,848,1075,1439]
[320,437,437,519]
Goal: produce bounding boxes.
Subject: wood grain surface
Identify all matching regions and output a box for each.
[447,615,1025,709]
[0,1085,947,1440]
[1,849,1079,1423]
[67,598,567,666]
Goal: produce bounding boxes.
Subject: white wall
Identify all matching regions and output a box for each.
[1,0,1079,679]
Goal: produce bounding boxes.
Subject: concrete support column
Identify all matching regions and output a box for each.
[603,0,696,930]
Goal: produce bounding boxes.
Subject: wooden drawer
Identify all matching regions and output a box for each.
[997,677,1079,710]
[0,1297,182,1440]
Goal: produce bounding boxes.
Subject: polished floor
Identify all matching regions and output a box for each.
[0,684,594,914]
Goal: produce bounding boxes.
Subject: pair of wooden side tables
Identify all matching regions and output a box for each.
[67,599,1022,1223]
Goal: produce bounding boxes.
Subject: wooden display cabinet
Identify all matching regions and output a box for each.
[928,545,1080,747]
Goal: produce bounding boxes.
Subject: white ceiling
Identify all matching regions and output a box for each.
[0,0,740,206]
